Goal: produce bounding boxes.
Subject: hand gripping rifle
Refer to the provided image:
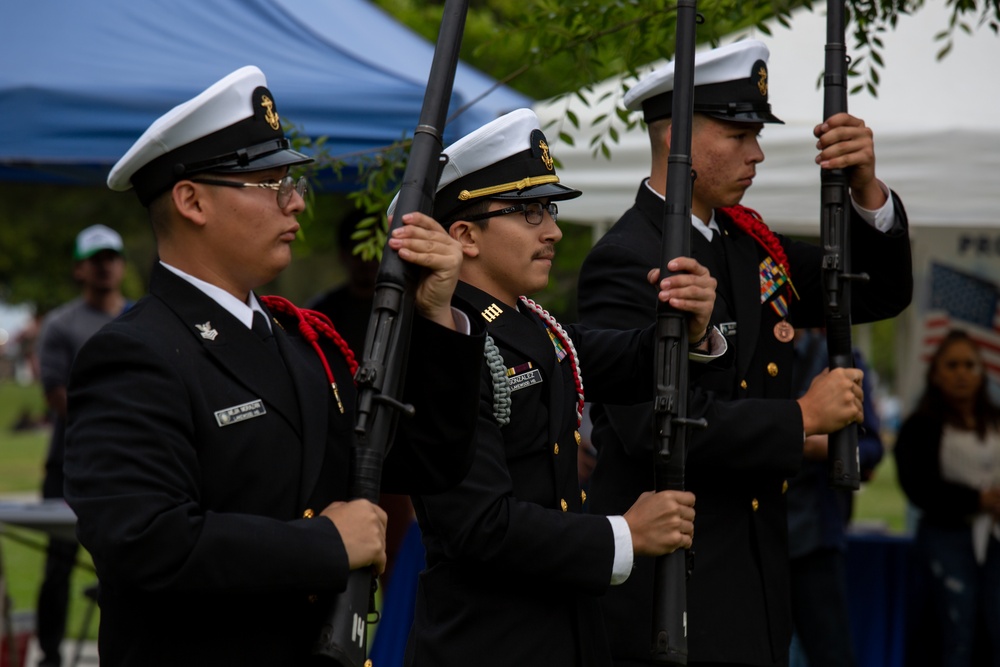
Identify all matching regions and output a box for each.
[310,1,469,664]
[821,0,868,491]
[651,2,703,664]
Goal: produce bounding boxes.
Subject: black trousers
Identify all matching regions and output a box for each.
[789,548,856,667]
[36,537,78,665]
[36,468,79,667]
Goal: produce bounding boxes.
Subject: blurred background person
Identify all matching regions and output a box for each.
[307,208,378,354]
[787,328,883,667]
[895,329,1000,667]
[35,223,130,667]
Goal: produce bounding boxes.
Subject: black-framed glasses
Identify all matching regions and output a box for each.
[190,175,308,209]
[464,202,558,226]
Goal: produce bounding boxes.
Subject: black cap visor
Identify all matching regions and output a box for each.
[206,145,313,175]
[490,181,582,203]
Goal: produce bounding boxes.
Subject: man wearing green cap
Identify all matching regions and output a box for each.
[35,223,129,667]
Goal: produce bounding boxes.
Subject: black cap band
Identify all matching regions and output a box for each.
[643,59,783,125]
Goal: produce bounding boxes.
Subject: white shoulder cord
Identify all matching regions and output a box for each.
[483,334,511,426]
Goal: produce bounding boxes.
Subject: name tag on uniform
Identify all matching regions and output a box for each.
[214,399,267,427]
[720,322,737,337]
[508,368,543,393]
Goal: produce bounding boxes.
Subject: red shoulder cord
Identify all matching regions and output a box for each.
[719,204,798,300]
[259,295,359,412]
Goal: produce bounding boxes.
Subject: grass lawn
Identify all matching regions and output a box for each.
[851,441,912,535]
[1,379,100,641]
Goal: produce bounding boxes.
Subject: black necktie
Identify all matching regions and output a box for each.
[251,310,278,354]
[710,227,723,248]
[707,227,733,306]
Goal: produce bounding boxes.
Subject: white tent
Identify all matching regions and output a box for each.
[535,3,1000,238]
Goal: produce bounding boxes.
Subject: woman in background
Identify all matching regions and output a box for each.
[895,329,1000,667]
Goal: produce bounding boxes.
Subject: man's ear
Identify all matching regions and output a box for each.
[448,220,480,258]
[171,181,209,228]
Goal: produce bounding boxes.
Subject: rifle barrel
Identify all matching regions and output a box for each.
[651,2,698,663]
[310,1,470,663]
[821,0,861,490]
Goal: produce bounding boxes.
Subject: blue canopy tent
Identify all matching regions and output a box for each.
[0,0,530,189]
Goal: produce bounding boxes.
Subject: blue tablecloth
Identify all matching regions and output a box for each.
[845,532,926,667]
[369,520,424,667]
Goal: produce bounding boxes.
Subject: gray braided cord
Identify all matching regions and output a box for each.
[484,334,511,426]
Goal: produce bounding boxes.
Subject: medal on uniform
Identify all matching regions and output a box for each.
[773,320,794,342]
[760,257,796,343]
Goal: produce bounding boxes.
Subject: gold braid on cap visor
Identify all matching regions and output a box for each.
[458,175,560,201]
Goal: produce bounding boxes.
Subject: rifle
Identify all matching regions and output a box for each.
[651,2,702,664]
[310,1,469,663]
[821,0,868,490]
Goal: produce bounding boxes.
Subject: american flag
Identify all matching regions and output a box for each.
[921,263,1000,382]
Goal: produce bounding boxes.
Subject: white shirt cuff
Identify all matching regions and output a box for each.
[689,326,727,362]
[851,179,896,233]
[450,306,471,334]
[608,515,634,585]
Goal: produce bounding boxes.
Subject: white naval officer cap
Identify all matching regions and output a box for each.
[107,65,312,206]
[389,108,582,224]
[624,39,784,125]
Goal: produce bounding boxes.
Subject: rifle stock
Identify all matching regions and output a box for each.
[310,2,469,663]
[651,2,700,664]
[821,0,866,490]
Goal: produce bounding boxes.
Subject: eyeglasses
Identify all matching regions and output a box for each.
[190,175,308,209]
[464,202,558,226]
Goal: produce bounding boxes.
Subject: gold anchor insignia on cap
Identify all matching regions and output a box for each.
[195,322,218,341]
[481,303,504,323]
[260,95,280,130]
[756,66,768,97]
[538,139,554,171]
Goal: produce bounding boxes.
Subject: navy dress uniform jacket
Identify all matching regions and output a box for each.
[405,281,657,667]
[64,264,485,666]
[577,183,912,666]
